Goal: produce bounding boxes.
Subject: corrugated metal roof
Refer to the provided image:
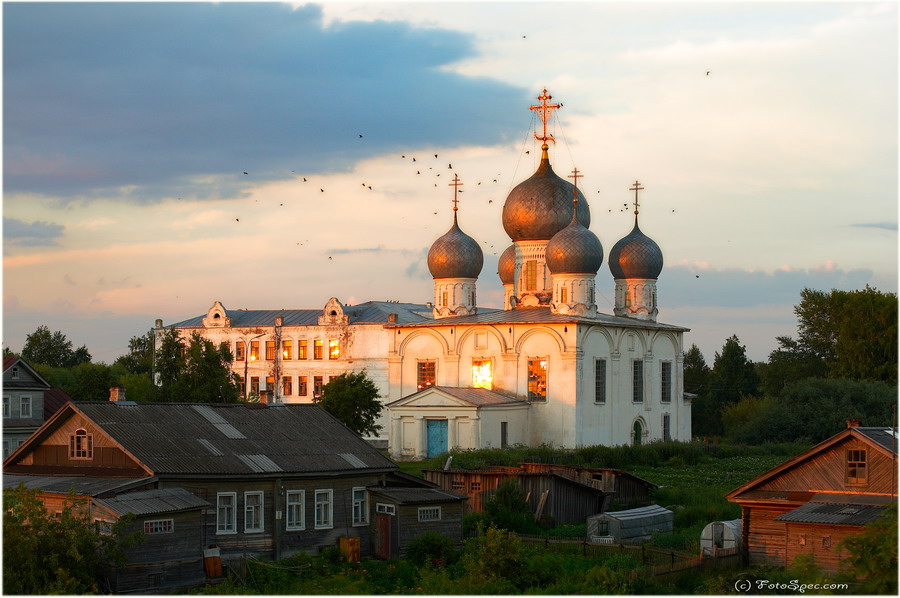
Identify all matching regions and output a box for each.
[3,474,153,496]
[775,502,888,526]
[597,504,673,522]
[855,427,899,454]
[72,402,397,477]
[368,486,467,504]
[95,487,210,516]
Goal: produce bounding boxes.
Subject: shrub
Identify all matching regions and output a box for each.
[405,531,457,567]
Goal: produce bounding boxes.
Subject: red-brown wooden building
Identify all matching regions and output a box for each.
[726,421,897,573]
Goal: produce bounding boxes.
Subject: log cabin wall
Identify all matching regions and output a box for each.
[783,522,852,574]
[746,506,792,567]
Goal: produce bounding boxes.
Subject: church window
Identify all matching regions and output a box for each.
[662,414,671,441]
[501,422,508,448]
[846,449,867,484]
[472,359,493,390]
[329,339,340,360]
[589,287,595,303]
[235,341,246,361]
[314,340,323,360]
[250,341,260,362]
[298,340,308,360]
[527,359,548,402]
[266,341,276,360]
[283,376,292,396]
[594,359,607,404]
[632,420,643,446]
[632,360,644,403]
[442,291,448,307]
[560,286,567,304]
[282,340,292,360]
[525,260,537,291]
[70,428,93,460]
[660,362,672,403]
[250,377,260,395]
[298,376,308,396]
[313,376,324,398]
[417,361,436,390]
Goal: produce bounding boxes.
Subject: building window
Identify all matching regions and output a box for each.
[525,260,537,290]
[417,361,436,390]
[798,534,807,546]
[418,507,441,522]
[660,362,672,403]
[595,359,607,404]
[329,339,340,360]
[313,340,324,360]
[441,291,448,307]
[450,480,465,492]
[235,341,245,361]
[352,487,368,526]
[69,429,93,459]
[20,396,32,418]
[822,536,831,548]
[266,341,276,360]
[847,449,867,484]
[250,377,260,395]
[501,422,508,448]
[313,376,324,398]
[314,489,333,529]
[237,376,246,395]
[298,376,308,396]
[632,360,644,403]
[286,490,305,530]
[632,420,643,446]
[266,376,275,394]
[472,359,493,390]
[282,340,292,360]
[663,414,671,441]
[471,481,482,493]
[217,492,237,534]
[245,491,263,533]
[283,376,293,396]
[3,396,9,418]
[560,286,568,304]
[2,440,9,457]
[250,341,260,361]
[144,519,174,534]
[298,340,308,360]
[375,503,396,515]
[527,359,547,402]
[11,367,19,380]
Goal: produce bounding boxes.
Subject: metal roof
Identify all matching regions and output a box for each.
[368,486,467,505]
[594,504,673,522]
[3,474,153,497]
[95,487,210,516]
[69,402,397,477]
[854,427,899,454]
[388,386,527,408]
[775,502,889,526]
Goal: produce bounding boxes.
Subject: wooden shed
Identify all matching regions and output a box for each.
[726,422,897,573]
[517,463,657,509]
[366,486,466,559]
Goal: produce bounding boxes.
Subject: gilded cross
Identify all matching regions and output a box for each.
[629,180,644,215]
[568,168,582,204]
[449,174,463,211]
[530,88,562,144]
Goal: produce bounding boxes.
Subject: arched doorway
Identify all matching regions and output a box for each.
[632,420,643,446]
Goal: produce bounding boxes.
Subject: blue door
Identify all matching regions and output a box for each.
[426,419,448,457]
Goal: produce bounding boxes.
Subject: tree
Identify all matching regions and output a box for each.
[21,325,91,368]
[316,370,383,437]
[3,485,140,594]
[70,362,115,401]
[758,335,827,397]
[839,504,897,594]
[481,479,539,533]
[693,335,758,436]
[682,344,710,395]
[114,332,154,375]
[154,329,240,403]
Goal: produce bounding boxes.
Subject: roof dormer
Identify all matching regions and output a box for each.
[318,297,349,326]
[202,301,231,328]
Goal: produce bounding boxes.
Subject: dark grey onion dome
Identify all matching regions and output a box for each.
[502,152,590,241]
[546,211,603,274]
[427,213,484,279]
[608,220,663,279]
[497,244,516,284]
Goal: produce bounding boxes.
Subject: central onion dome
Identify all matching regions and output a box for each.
[608,220,663,279]
[427,212,484,279]
[501,146,590,241]
[497,244,516,284]
[546,207,603,274]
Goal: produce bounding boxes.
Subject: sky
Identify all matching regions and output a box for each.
[3,1,897,364]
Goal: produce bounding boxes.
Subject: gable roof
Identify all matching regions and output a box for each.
[726,426,898,502]
[387,386,528,408]
[2,356,52,389]
[6,402,397,478]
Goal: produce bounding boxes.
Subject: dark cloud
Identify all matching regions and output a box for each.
[851,222,898,231]
[4,3,525,201]
[3,217,64,247]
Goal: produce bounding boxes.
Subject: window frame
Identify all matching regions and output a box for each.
[250,341,260,361]
[313,340,324,360]
[282,340,292,360]
[660,361,672,404]
[471,358,493,390]
[351,487,368,526]
[375,503,396,516]
[216,492,237,535]
[527,358,548,402]
[417,506,441,522]
[265,341,276,361]
[282,376,293,396]
[846,449,867,485]
[314,489,333,529]
[144,519,174,534]
[286,490,305,531]
[2,396,9,418]
[69,428,93,460]
[19,395,32,418]
[235,341,245,361]
[244,491,264,533]
[525,260,537,290]
[298,340,308,360]
[313,376,324,398]
[417,360,436,390]
[632,360,644,403]
[594,358,607,404]
[328,339,340,360]
[298,376,308,397]
[662,413,671,442]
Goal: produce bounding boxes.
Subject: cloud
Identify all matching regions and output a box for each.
[3,217,64,247]
[4,3,525,201]
[851,222,898,231]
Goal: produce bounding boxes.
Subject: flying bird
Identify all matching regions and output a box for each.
[243,171,248,175]
[359,134,363,138]
[328,256,333,260]
[525,150,530,155]
[303,177,307,182]
[235,218,240,222]
[488,200,493,204]
[706,71,710,76]
[434,154,438,158]
[448,163,452,169]
[320,188,325,193]
[412,157,416,162]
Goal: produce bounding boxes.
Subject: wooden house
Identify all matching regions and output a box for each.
[4,399,461,592]
[725,421,898,573]
[3,356,72,457]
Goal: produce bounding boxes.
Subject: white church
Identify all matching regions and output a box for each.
[158,89,691,458]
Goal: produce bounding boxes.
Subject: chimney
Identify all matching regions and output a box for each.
[388,313,397,324]
[109,387,126,402]
[846,419,862,428]
[259,390,270,405]
[275,316,283,327]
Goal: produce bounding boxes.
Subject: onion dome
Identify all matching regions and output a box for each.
[608,219,663,279]
[501,146,590,241]
[427,212,484,279]
[546,211,603,274]
[497,244,516,284]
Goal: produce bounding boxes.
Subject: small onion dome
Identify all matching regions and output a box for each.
[608,220,663,279]
[427,213,484,279]
[502,150,590,241]
[546,212,603,274]
[497,244,516,284]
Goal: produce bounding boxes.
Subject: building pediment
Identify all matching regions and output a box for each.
[202,301,231,328]
[388,386,528,411]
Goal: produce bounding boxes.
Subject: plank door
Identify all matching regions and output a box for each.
[427,419,448,457]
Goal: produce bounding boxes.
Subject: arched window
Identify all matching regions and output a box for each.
[632,421,643,447]
[70,428,93,459]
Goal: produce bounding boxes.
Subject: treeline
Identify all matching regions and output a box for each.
[690,286,897,444]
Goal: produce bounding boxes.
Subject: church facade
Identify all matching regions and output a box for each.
[159,89,691,456]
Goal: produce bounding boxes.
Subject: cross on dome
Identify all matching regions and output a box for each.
[568,168,582,207]
[629,180,644,215]
[449,174,463,211]
[530,88,562,145]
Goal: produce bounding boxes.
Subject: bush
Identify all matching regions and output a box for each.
[405,531,457,567]
[482,479,540,533]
